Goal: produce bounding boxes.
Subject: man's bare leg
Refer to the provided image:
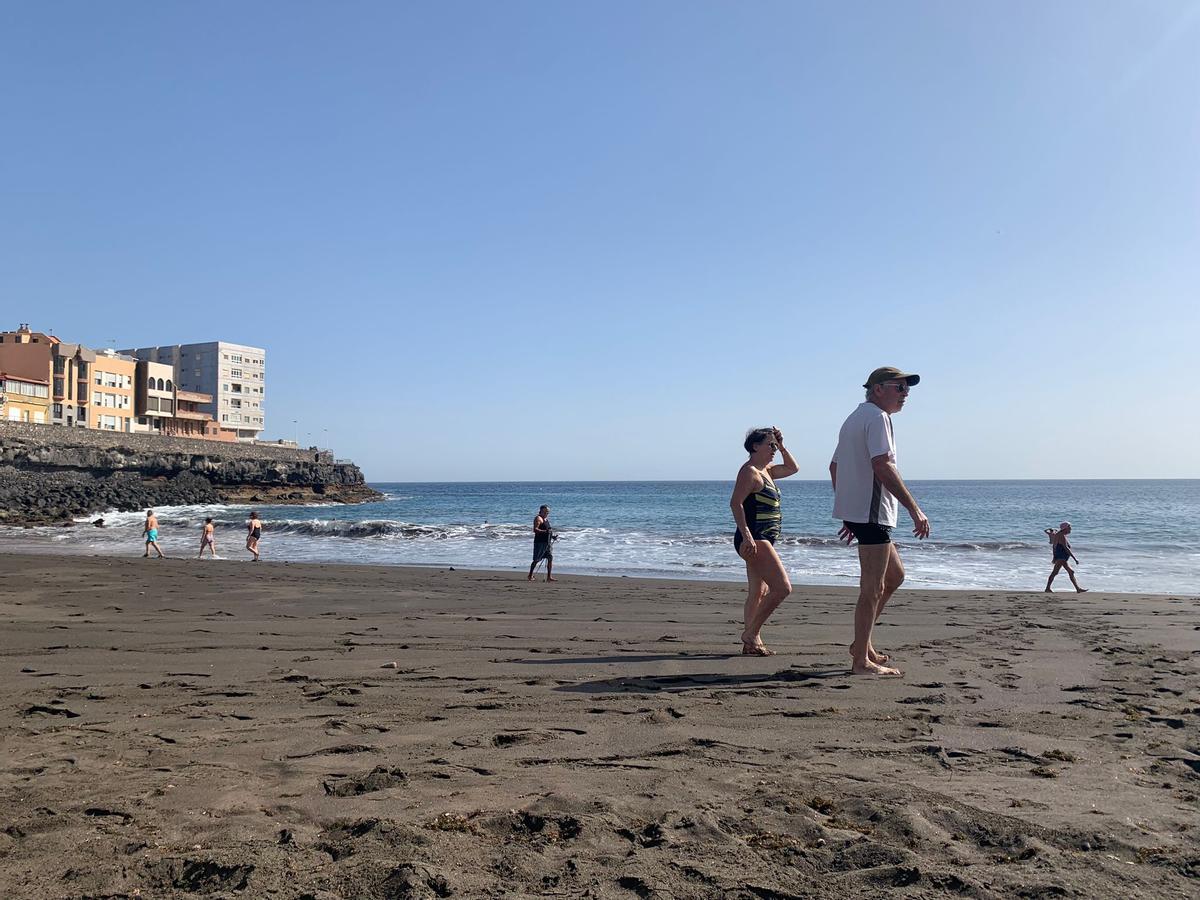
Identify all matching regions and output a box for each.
[545,559,555,582]
[851,543,900,675]
[862,543,904,664]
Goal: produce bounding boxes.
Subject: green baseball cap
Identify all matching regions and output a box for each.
[864,366,921,388]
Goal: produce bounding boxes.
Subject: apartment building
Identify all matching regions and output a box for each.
[51,342,95,427]
[1,373,51,423]
[124,341,265,441]
[88,350,137,432]
[168,389,237,442]
[133,359,176,433]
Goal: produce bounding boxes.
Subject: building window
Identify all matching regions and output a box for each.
[231,368,242,377]
[231,383,241,393]
[53,403,63,417]
[54,378,64,396]
[165,380,172,391]
[33,411,45,424]
[147,377,155,390]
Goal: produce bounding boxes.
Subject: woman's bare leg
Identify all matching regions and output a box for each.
[739,543,791,653]
[1046,561,1063,591]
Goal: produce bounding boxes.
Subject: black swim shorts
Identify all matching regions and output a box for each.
[843,521,892,545]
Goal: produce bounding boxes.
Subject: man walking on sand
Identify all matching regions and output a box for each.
[830,367,930,676]
[143,509,165,559]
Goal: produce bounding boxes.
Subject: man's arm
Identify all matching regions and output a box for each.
[828,461,837,489]
[871,454,930,538]
[533,516,549,536]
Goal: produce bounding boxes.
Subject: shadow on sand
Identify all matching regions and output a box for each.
[553,667,849,694]
[514,653,734,665]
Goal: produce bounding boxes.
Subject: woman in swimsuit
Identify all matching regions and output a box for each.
[198,517,217,559]
[730,427,799,656]
[1044,522,1086,593]
[246,511,263,562]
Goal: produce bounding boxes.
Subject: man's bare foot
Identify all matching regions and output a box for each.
[1044,588,1053,593]
[1076,587,1088,593]
[849,643,890,665]
[546,577,557,582]
[527,574,534,581]
[851,659,902,676]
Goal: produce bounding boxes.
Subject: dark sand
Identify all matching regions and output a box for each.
[0,554,1197,898]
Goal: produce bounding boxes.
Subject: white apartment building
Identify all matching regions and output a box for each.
[123,341,266,441]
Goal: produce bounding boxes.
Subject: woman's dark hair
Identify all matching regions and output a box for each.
[250,511,259,518]
[205,517,213,523]
[744,427,774,454]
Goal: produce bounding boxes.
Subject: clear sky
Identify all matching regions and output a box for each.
[3,2,1198,481]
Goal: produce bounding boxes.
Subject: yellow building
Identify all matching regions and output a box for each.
[1,372,51,423]
[88,351,138,432]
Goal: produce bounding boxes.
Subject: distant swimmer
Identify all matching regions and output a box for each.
[246,511,263,561]
[730,427,799,656]
[143,509,165,559]
[1044,522,1087,593]
[831,367,930,676]
[198,517,217,559]
[527,505,556,582]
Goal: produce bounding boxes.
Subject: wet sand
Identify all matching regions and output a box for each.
[0,553,1197,898]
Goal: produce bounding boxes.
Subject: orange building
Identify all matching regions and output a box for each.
[1,372,51,423]
[0,324,93,427]
[88,350,137,432]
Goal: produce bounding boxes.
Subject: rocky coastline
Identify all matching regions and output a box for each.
[0,422,381,526]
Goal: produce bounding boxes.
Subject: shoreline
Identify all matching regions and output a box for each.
[1,554,1197,896]
[0,547,1194,597]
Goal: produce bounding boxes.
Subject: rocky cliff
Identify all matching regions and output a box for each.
[0,422,382,526]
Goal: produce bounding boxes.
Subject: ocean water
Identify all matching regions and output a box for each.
[4,480,1198,594]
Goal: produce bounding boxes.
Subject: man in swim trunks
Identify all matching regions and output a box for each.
[1044,522,1087,593]
[830,367,930,676]
[143,509,165,559]
[198,517,217,559]
[528,505,555,582]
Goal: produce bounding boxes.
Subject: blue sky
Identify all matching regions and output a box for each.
[3,2,1197,480]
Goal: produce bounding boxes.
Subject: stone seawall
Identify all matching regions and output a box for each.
[0,422,382,526]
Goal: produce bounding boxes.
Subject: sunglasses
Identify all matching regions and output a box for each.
[883,382,910,393]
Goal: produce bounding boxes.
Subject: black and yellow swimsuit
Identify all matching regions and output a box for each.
[734,470,782,552]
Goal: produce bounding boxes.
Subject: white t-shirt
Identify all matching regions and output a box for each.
[831,402,898,526]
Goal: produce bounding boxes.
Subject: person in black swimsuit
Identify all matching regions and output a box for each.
[1045,522,1086,592]
[528,505,556,582]
[246,511,263,562]
[730,427,799,656]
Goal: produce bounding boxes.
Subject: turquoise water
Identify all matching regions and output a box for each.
[13,479,1199,593]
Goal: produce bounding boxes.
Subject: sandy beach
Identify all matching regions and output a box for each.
[0,553,1196,898]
